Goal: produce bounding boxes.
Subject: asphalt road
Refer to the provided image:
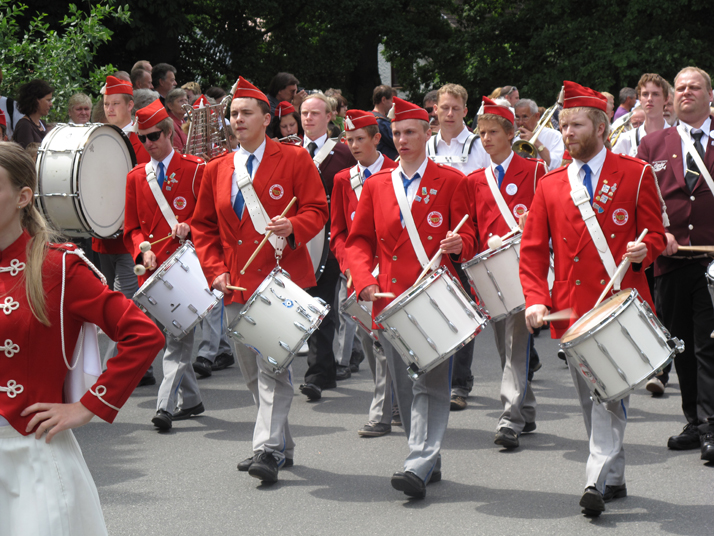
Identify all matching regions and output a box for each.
[77,324,713,536]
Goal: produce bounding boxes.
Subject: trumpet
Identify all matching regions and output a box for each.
[513,86,564,159]
[608,110,634,146]
[278,135,303,145]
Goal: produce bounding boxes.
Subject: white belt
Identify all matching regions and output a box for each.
[485,166,519,231]
[349,165,363,200]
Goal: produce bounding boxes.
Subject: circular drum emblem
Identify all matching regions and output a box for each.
[269,184,284,200]
[579,363,596,383]
[173,196,187,210]
[612,208,628,225]
[427,211,443,227]
[513,204,528,218]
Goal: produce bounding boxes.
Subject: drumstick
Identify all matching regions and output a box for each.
[594,228,648,307]
[542,308,574,322]
[226,285,247,292]
[346,275,353,288]
[486,227,520,251]
[414,214,470,286]
[139,233,173,253]
[374,292,396,299]
[240,197,297,275]
[133,264,147,276]
[676,245,714,253]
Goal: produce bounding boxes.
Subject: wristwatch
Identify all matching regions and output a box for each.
[537,145,546,152]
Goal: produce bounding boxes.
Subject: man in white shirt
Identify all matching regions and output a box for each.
[514,98,565,171]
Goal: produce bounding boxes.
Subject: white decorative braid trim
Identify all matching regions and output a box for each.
[0,259,26,276]
[89,385,120,411]
[1,339,20,358]
[66,248,107,286]
[1,297,19,315]
[0,380,24,398]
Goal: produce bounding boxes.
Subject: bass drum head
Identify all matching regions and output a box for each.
[306,226,330,281]
[76,125,134,238]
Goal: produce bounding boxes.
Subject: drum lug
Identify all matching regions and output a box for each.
[179,261,189,272]
[279,341,292,352]
[171,320,184,332]
[294,321,308,333]
[315,298,328,307]
[668,337,685,354]
[406,311,439,353]
[188,304,198,314]
[273,277,286,288]
[259,294,271,305]
[308,304,322,314]
[147,296,157,306]
[268,356,280,366]
[243,315,256,325]
[407,363,422,380]
[162,279,174,290]
[445,280,477,320]
[427,291,458,333]
[594,338,629,384]
[296,305,312,321]
[617,320,651,366]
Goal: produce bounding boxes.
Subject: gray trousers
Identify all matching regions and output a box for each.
[569,362,628,492]
[156,329,201,413]
[197,300,232,362]
[364,333,392,425]
[380,331,450,482]
[333,275,358,367]
[493,310,536,433]
[225,303,295,463]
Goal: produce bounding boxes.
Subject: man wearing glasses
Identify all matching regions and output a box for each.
[514,98,565,171]
[124,98,207,431]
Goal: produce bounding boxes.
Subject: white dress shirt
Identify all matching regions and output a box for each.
[304,133,328,154]
[358,153,385,176]
[150,149,175,180]
[398,157,429,227]
[489,150,515,179]
[612,122,671,157]
[572,145,608,194]
[428,125,489,174]
[679,117,711,177]
[231,139,266,206]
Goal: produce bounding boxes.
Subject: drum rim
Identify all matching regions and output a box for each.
[230,266,291,329]
[707,259,714,280]
[374,266,448,322]
[134,240,195,296]
[462,234,522,269]
[560,289,638,347]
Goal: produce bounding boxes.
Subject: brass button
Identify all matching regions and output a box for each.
[600,279,606,285]
[574,257,579,262]
[254,240,260,244]
[392,278,397,283]
[238,240,242,245]
[575,280,581,285]
[611,234,616,238]
[563,237,567,242]
[427,236,433,240]
[688,224,694,230]
[392,255,398,261]
[690,195,696,201]
[149,234,154,239]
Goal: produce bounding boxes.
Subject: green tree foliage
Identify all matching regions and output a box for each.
[0,1,130,122]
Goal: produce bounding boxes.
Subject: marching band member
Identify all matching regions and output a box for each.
[612,73,670,157]
[425,83,487,411]
[123,99,207,430]
[520,81,666,516]
[0,142,164,535]
[192,77,328,483]
[514,98,565,171]
[467,97,547,449]
[637,66,714,462]
[331,109,397,436]
[298,93,356,401]
[346,97,477,499]
[270,101,303,141]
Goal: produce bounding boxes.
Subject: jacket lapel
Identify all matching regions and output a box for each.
[252,138,281,201]
[394,161,442,251]
[149,153,179,232]
[218,155,243,238]
[666,127,687,192]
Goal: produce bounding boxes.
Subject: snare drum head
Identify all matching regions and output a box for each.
[77,125,133,237]
[561,289,632,343]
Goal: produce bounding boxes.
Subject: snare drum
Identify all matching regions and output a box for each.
[227,267,330,372]
[560,289,684,403]
[375,267,487,379]
[340,291,378,342]
[306,227,330,282]
[133,241,223,340]
[706,260,714,308]
[36,123,135,238]
[463,235,524,321]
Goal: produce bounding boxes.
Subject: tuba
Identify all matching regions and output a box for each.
[512,86,564,159]
[278,135,303,145]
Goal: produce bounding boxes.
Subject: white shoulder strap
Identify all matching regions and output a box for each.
[145,162,179,230]
[349,165,363,200]
[233,152,286,255]
[484,166,519,231]
[461,132,479,159]
[567,164,620,289]
[390,168,430,268]
[677,124,714,199]
[312,138,338,168]
[426,135,438,157]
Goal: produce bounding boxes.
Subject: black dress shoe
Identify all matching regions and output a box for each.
[603,483,627,503]
[211,352,235,371]
[667,423,701,450]
[138,372,156,387]
[172,402,205,421]
[523,422,536,433]
[701,432,714,461]
[391,471,426,498]
[192,357,212,378]
[579,487,605,516]
[335,365,351,381]
[151,409,172,430]
[238,455,293,472]
[248,452,279,483]
[494,427,519,449]
[349,363,359,373]
[428,470,441,484]
[300,383,321,400]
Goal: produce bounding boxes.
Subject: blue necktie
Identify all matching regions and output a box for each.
[363,168,371,180]
[582,164,593,205]
[157,162,165,189]
[495,164,505,189]
[400,172,420,222]
[233,154,255,220]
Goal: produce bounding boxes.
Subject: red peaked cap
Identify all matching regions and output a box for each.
[562,80,608,112]
[344,109,378,131]
[105,75,133,96]
[136,99,169,130]
[193,94,210,108]
[480,96,514,124]
[391,97,429,123]
[275,101,295,118]
[0,109,6,128]
[232,76,269,105]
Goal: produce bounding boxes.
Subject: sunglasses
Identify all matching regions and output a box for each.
[138,131,162,143]
[504,86,518,96]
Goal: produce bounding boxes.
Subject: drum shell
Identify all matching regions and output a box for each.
[561,289,677,402]
[375,267,486,378]
[133,241,222,339]
[227,267,330,372]
[35,123,134,238]
[463,237,524,321]
[340,291,378,342]
[306,226,329,281]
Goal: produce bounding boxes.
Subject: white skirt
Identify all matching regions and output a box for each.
[0,425,107,536]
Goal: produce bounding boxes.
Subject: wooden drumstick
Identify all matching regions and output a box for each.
[226,285,247,292]
[240,197,297,275]
[542,308,574,322]
[374,292,396,299]
[594,228,648,307]
[414,214,470,286]
[346,274,353,288]
[676,245,714,253]
[139,233,173,253]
